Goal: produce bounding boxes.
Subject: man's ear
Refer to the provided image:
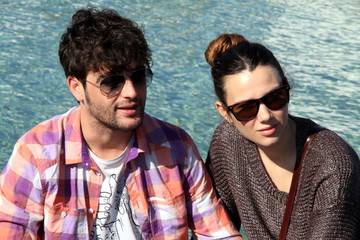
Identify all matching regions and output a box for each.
[67,76,85,102]
[215,101,233,123]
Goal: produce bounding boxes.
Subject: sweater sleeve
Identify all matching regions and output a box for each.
[304,131,360,239]
[205,122,242,230]
[206,154,241,231]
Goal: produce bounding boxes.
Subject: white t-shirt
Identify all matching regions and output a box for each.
[89,135,143,240]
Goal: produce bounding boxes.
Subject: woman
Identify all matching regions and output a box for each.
[204,33,360,239]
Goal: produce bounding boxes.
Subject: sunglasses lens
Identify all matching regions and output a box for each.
[229,86,290,121]
[232,101,259,121]
[100,75,125,98]
[98,68,153,98]
[131,68,153,86]
[263,87,289,110]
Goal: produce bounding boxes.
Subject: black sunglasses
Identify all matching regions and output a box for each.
[225,85,290,122]
[85,67,153,98]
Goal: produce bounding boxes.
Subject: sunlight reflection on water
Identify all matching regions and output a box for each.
[1,1,359,239]
[1,0,359,181]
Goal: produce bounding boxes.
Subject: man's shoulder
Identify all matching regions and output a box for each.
[143,113,188,134]
[20,107,79,145]
[5,107,80,174]
[140,113,193,146]
[138,114,202,166]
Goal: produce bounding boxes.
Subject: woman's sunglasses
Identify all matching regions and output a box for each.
[85,67,153,98]
[225,85,290,122]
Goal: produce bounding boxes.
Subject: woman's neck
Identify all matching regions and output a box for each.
[258,118,297,164]
[257,118,297,192]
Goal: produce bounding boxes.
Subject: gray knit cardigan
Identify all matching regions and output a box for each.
[206,115,360,239]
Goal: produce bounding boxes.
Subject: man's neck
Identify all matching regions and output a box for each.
[80,114,135,161]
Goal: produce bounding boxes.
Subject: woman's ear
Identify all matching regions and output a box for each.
[67,76,84,102]
[215,101,233,123]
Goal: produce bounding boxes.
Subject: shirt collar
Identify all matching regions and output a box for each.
[63,106,84,165]
[63,108,171,166]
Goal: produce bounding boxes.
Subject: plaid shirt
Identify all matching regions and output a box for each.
[0,106,241,240]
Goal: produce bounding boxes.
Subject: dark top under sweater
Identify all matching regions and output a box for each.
[206,115,360,240]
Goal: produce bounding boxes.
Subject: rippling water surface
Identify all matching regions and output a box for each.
[0,1,359,237]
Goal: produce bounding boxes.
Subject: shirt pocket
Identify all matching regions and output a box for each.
[147,192,187,238]
[44,205,90,237]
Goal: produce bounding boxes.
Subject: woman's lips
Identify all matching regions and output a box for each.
[258,125,277,136]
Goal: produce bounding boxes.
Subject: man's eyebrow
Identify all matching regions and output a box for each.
[122,65,145,73]
[96,73,111,83]
[96,64,146,81]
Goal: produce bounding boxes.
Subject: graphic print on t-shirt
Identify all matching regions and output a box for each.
[90,174,143,240]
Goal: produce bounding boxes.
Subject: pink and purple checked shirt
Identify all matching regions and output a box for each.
[0,106,241,239]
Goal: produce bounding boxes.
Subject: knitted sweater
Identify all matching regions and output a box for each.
[206,115,360,240]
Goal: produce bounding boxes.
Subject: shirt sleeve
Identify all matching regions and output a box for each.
[0,140,44,238]
[182,135,243,240]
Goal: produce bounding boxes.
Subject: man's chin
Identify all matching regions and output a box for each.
[113,116,143,131]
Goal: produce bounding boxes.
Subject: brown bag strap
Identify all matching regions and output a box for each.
[278,131,320,240]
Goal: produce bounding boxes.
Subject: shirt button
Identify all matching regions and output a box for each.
[61,211,67,217]
[88,208,94,214]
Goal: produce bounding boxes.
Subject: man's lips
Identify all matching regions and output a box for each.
[118,103,137,110]
[117,103,138,114]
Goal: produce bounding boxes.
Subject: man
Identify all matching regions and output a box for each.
[0,7,242,239]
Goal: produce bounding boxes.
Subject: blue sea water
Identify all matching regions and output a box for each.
[0,0,359,238]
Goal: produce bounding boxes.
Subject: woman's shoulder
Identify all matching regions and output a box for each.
[209,120,257,162]
[292,116,360,173]
[313,129,359,164]
[212,120,246,142]
[292,116,357,157]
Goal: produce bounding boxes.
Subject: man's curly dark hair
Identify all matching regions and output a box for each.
[58,7,152,84]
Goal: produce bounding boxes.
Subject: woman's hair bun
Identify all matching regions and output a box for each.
[205,33,246,67]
